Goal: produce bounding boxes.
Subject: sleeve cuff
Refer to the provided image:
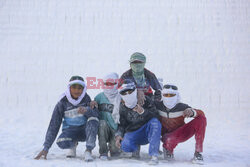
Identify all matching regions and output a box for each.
[43,146,49,152]
[115,131,123,138]
[192,109,197,118]
[138,109,145,115]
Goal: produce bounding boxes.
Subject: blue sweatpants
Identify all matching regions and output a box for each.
[121,118,161,156]
[56,120,99,151]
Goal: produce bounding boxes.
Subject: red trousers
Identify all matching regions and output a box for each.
[162,115,207,153]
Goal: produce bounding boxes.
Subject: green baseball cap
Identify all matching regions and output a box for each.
[129,52,146,63]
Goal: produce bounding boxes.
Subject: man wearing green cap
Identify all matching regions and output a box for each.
[120,52,162,104]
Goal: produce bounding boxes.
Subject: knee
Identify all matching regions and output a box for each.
[99,120,108,130]
[86,118,99,128]
[99,120,107,126]
[98,121,109,141]
[121,139,135,152]
[163,136,175,144]
[56,138,74,149]
[121,137,131,147]
[149,118,162,129]
[195,115,207,127]
[121,133,137,151]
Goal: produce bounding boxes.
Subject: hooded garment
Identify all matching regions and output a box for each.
[161,85,181,109]
[103,72,121,123]
[60,79,87,106]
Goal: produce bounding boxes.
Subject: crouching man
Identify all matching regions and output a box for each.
[95,72,121,160]
[115,79,162,165]
[155,84,207,164]
[35,76,99,162]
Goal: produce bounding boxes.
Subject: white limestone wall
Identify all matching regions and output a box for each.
[0,0,249,127]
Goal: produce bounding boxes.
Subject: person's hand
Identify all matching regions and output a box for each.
[133,104,144,114]
[34,150,48,160]
[78,107,88,114]
[115,136,123,148]
[183,108,195,117]
[137,90,145,106]
[90,101,98,109]
[153,89,162,102]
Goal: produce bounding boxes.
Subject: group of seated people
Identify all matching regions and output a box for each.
[35,52,207,165]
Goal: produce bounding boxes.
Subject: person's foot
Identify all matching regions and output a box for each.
[84,149,94,162]
[99,154,108,161]
[163,148,174,161]
[66,142,77,158]
[119,151,132,158]
[148,156,159,165]
[110,151,121,159]
[131,145,140,159]
[192,151,204,165]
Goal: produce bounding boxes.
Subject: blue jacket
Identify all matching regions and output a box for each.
[43,94,99,151]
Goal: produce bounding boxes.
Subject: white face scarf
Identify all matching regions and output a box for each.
[103,72,119,99]
[103,83,119,99]
[103,72,121,123]
[162,95,178,109]
[161,88,180,109]
[121,89,137,109]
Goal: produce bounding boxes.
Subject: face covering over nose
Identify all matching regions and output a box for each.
[161,87,180,109]
[162,95,178,109]
[103,72,121,123]
[131,63,146,88]
[103,83,118,99]
[131,63,145,74]
[103,72,119,97]
[121,89,138,109]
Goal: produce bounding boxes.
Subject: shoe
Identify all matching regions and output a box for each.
[192,152,204,165]
[84,149,94,162]
[99,153,108,161]
[110,151,121,158]
[148,156,158,165]
[163,148,174,161]
[119,151,132,158]
[100,155,108,161]
[66,142,77,158]
[110,151,121,160]
[131,145,140,159]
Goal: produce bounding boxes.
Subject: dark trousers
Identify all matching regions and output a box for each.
[56,120,99,151]
[98,120,120,156]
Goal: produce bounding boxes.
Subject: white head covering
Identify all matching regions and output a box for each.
[161,84,181,109]
[103,72,121,123]
[103,72,119,98]
[119,80,137,109]
[61,79,87,106]
[120,89,138,109]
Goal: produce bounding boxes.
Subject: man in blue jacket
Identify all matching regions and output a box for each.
[35,76,99,162]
